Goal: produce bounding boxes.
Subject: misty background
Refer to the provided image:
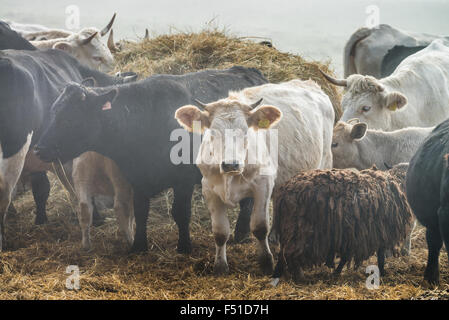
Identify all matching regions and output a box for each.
[2,0,449,76]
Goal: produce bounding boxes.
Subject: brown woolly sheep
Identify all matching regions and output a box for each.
[271,165,414,284]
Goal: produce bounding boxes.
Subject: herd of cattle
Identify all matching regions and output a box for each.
[0,15,449,288]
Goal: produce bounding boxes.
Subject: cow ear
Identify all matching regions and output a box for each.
[383,91,407,111]
[248,105,282,129]
[95,89,118,111]
[175,105,210,133]
[350,122,367,140]
[81,77,97,87]
[53,41,73,53]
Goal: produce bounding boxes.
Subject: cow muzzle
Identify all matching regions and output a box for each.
[220,161,242,175]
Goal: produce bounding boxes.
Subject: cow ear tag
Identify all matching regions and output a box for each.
[258,118,270,129]
[102,101,112,111]
[388,103,398,111]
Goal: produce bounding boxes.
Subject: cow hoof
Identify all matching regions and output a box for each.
[259,253,274,275]
[214,262,229,276]
[130,242,148,254]
[34,216,48,225]
[177,241,192,254]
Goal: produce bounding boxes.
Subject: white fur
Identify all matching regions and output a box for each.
[31,28,114,72]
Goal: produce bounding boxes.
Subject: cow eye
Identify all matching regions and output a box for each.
[361,106,371,112]
[331,142,338,148]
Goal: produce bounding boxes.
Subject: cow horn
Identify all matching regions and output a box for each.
[107,29,118,53]
[81,32,98,45]
[100,13,117,37]
[194,99,208,109]
[319,69,348,87]
[250,98,264,109]
[144,28,149,40]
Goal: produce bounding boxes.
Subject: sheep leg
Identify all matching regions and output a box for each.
[203,189,230,275]
[333,256,347,276]
[251,179,274,275]
[377,248,386,277]
[401,219,417,256]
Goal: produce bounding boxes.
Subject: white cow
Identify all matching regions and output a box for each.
[332,119,434,170]
[323,40,449,131]
[31,29,114,72]
[8,13,115,41]
[175,79,334,275]
[344,24,449,78]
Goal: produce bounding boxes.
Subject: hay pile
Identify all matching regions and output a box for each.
[113,29,342,121]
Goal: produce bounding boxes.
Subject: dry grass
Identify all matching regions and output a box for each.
[1,30,448,300]
[0,174,448,300]
[113,29,342,121]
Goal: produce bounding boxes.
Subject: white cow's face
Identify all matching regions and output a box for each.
[175,98,282,175]
[340,75,407,130]
[331,120,367,169]
[53,28,114,72]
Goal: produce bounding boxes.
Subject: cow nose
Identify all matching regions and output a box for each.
[221,161,241,173]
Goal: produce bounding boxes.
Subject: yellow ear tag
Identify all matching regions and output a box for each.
[388,103,398,111]
[258,119,270,129]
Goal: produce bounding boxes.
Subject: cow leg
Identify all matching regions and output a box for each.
[251,181,274,275]
[91,198,105,227]
[203,189,229,275]
[233,198,252,243]
[30,171,50,225]
[172,185,193,254]
[438,206,449,266]
[130,191,149,253]
[114,188,134,246]
[75,189,94,250]
[424,225,443,285]
[401,219,417,256]
[0,134,32,251]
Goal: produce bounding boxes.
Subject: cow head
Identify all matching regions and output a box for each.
[175,97,282,175]
[52,13,116,72]
[321,70,407,130]
[35,81,117,163]
[331,119,368,169]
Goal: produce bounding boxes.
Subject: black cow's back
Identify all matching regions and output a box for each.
[406,118,449,227]
[0,20,36,51]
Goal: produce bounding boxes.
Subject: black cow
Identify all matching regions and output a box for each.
[0,21,36,51]
[0,48,135,250]
[406,119,449,285]
[35,66,268,253]
[380,45,427,78]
